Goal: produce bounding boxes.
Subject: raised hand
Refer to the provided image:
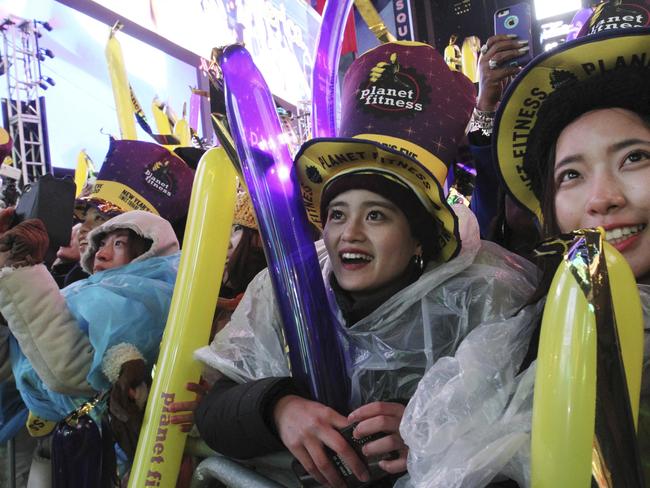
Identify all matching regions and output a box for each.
[0,207,15,234]
[477,35,527,112]
[0,218,49,268]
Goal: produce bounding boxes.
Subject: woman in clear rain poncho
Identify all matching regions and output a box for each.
[400,4,650,487]
[193,41,538,488]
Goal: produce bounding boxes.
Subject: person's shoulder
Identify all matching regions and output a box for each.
[449,240,538,293]
[476,240,537,274]
[244,266,275,299]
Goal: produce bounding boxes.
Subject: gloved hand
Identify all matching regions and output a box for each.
[0,207,15,234]
[0,218,49,267]
[108,359,150,460]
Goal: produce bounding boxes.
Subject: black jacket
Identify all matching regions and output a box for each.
[195,376,298,459]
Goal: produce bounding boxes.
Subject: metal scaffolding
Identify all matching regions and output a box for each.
[1,17,51,186]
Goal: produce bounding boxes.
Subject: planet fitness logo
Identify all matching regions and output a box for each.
[356,52,430,117]
[588,3,649,33]
[144,159,176,197]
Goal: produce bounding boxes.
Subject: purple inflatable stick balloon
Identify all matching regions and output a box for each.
[566,7,594,41]
[189,89,200,133]
[220,45,350,413]
[311,0,354,138]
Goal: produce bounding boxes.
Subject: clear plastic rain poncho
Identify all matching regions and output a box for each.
[399,283,650,488]
[195,205,539,411]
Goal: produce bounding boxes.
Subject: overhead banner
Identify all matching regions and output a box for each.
[91,0,321,107]
[393,0,415,41]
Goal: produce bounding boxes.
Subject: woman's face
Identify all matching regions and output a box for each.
[78,207,108,255]
[323,189,421,294]
[553,108,650,280]
[93,229,134,273]
[56,223,81,262]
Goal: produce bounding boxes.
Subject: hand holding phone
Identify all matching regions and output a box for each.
[291,423,395,488]
[494,3,534,67]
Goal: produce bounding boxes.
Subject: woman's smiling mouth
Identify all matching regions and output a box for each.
[604,224,647,252]
[340,251,373,269]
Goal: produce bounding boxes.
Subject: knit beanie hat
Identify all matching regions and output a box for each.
[232,189,258,230]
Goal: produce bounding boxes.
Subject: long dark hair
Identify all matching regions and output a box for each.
[126,229,153,261]
[222,226,266,298]
[526,144,563,304]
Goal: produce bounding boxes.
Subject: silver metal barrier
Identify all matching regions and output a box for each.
[190,455,285,488]
[7,437,17,488]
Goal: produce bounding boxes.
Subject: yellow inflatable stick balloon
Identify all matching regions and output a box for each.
[173,118,191,147]
[605,241,643,426]
[74,150,95,197]
[531,256,597,488]
[105,23,137,140]
[461,36,480,83]
[128,147,238,487]
[173,102,192,147]
[152,98,174,137]
[531,232,643,488]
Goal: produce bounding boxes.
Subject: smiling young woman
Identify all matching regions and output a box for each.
[401,4,650,485]
[193,40,538,488]
[553,108,650,279]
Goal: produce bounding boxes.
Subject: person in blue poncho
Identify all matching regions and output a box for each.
[0,210,180,482]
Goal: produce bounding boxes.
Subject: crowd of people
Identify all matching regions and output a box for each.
[0,1,648,487]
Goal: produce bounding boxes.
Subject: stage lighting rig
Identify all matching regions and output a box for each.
[35,20,52,31]
[1,14,53,185]
[37,48,55,61]
[0,18,15,31]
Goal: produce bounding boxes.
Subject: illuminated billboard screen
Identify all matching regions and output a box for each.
[534,0,581,20]
[90,0,321,106]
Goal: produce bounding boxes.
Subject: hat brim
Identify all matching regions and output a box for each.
[494,28,650,220]
[295,137,461,263]
[73,196,125,222]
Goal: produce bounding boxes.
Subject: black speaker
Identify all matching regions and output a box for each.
[14,173,75,252]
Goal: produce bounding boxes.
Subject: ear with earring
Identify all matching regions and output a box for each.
[413,253,424,271]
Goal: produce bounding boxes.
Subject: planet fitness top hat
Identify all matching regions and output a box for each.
[296,41,476,262]
[76,139,195,223]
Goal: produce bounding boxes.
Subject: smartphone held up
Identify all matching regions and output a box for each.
[494,3,534,67]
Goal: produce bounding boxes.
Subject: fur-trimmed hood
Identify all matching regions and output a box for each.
[80,210,179,274]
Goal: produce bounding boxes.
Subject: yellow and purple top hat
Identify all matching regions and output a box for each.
[494,1,650,221]
[295,41,476,262]
[75,139,195,223]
